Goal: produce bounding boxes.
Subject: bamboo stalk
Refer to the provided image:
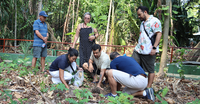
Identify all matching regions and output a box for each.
[104,0,112,52]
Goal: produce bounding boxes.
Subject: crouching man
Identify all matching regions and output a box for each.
[105,52,155,101]
[49,48,83,89]
[82,44,110,90]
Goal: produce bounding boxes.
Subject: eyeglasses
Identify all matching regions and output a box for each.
[84,17,90,20]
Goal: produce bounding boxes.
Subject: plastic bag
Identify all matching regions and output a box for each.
[73,70,84,87]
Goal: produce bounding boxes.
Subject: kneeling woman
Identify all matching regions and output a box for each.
[49,48,82,89]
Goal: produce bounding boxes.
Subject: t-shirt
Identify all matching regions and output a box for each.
[33,19,48,47]
[50,54,72,71]
[134,15,162,54]
[110,56,147,76]
[90,51,110,70]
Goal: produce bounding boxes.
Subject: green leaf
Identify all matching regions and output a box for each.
[99,15,107,20]
[164,13,169,16]
[87,23,97,28]
[162,6,169,10]
[57,83,68,91]
[65,32,76,35]
[173,5,180,8]
[162,87,169,97]
[172,11,178,14]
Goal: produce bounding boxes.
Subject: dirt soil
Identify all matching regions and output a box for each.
[0,66,199,104]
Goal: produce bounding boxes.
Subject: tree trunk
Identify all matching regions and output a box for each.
[109,2,114,53]
[62,0,72,49]
[37,0,42,19]
[75,0,80,25]
[157,0,170,78]
[186,42,200,62]
[104,0,112,52]
[157,0,162,20]
[14,0,17,53]
[72,0,75,32]
[169,0,173,46]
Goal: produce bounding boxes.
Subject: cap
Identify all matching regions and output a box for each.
[39,11,48,17]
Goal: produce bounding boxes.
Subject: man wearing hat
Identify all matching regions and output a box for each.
[31,11,49,72]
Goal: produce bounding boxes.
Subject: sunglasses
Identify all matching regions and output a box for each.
[84,17,90,20]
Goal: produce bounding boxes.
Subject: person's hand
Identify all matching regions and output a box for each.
[43,37,48,43]
[82,63,88,70]
[79,67,83,71]
[150,49,156,55]
[65,85,70,89]
[88,65,94,73]
[88,35,95,41]
[97,84,104,90]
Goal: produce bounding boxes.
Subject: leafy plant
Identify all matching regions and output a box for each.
[40,81,48,93]
[18,98,28,104]
[0,78,10,87]
[50,83,69,91]
[177,63,185,80]
[187,98,200,104]
[65,88,93,104]
[155,87,169,104]
[19,41,33,58]
[107,91,134,104]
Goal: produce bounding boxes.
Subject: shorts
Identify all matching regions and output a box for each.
[33,46,47,58]
[112,70,147,94]
[131,50,156,73]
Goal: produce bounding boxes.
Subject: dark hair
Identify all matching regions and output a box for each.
[110,52,120,60]
[92,44,101,51]
[84,12,91,18]
[68,48,78,57]
[136,6,149,14]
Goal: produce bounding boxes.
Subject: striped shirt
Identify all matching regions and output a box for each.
[33,19,48,47]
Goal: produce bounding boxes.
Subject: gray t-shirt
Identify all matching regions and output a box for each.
[90,51,110,70]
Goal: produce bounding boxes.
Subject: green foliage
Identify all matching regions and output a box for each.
[50,83,69,91]
[177,64,185,80]
[65,88,93,104]
[187,98,200,104]
[107,91,134,104]
[155,87,169,104]
[18,98,28,104]
[40,81,48,93]
[19,41,33,58]
[57,83,68,91]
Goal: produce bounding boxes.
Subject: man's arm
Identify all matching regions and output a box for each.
[35,30,47,43]
[96,68,106,90]
[150,32,162,55]
[88,59,94,72]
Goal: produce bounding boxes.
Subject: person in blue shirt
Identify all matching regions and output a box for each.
[49,48,83,89]
[105,52,155,101]
[31,11,49,72]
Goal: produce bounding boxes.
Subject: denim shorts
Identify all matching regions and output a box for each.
[32,46,47,58]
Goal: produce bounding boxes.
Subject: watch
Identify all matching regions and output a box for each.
[153,46,156,50]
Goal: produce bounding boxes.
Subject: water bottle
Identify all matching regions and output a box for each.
[42,43,46,48]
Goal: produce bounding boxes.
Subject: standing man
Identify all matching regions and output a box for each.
[132,6,162,88]
[32,11,49,72]
[82,44,110,90]
[105,52,155,101]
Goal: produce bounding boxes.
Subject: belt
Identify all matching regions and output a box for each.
[140,74,147,78]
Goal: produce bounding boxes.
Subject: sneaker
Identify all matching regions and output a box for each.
[145,88,155,101]
[104,93,117,98]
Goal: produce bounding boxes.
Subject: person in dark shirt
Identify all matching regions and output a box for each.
[49,48,83,89]
[105,52,155,101]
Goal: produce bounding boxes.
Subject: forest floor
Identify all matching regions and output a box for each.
[0,66,200,104]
